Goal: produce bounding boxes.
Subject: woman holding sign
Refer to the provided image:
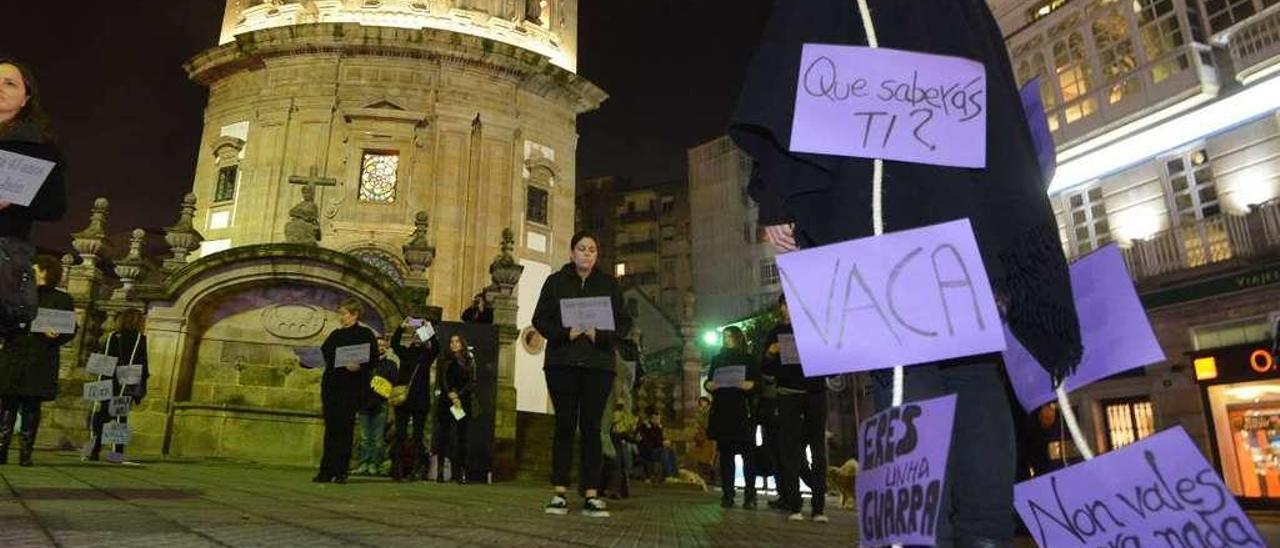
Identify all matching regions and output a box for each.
[389,318,438,481]
[730,1,1083,545]
[0,59,67,336]
[316,298,379,484]
[703,326,761,509]
[532,231,631,518]
[0,255,74,466]
[86,308,149,462]
[433,333,475,484]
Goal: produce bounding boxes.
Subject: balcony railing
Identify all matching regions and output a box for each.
[1120,200,1280,281]
[1219,3,1280,83]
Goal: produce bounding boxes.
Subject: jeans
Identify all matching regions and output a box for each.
[871,362,1016,546]
[357,406,387,470]
[778,391,828,515]
[545,365,615,490]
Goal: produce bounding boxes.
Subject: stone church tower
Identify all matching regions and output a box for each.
[186,0,603,318]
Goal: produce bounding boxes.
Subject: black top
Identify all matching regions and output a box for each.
[0,121,67,240]
[759,323,825,394]
[435,351,476,413]
[730,0,1081,382]
[390,326,438,412]
[320,324,378,389]
[706,347,762,442]
[461,305,493,324]
[104,331,150,401]
[532,263,633,371]
[0,285,76,400]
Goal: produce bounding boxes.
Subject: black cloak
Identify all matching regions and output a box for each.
[730,0,1082,382]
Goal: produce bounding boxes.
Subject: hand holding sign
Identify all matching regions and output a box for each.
[0,150,57,207]
[775,219,1003,375]
[711,366,747,389]
[450,404,466,421]
[30,308,75,334]
[416,321,435,342]
[86,353,118,377]
[559,297,615,331]
[790,44,987,168]
[859,395,957,547]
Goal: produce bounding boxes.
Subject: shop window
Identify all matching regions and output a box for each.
[1192,317,1273,350]
[1102,397,1157,450]
[1065,185,1111,255]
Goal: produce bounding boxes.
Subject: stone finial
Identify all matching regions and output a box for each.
[113,228,149,300]
[163,193,204,272]
[59,254,75,290]
[402,211,436,276]
[489,227,523,294]
[71,198,111,266]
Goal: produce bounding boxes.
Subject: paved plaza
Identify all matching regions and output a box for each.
[4,454,1280,547]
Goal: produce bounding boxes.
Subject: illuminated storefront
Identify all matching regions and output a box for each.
[1193,342,1280,507]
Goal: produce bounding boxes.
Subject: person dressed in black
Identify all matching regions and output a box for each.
[354,336,397,476]
[460,293,494,324]
[759,294,829,522]
[388,317,438,481]
[0,59,67,336]
[0,255,75,466]
[704,326,761,509]
[731,2,1083,542]
[315,298,378,484]
[87,308,149,462]
[433,333,476,484]
[533,231,632,518]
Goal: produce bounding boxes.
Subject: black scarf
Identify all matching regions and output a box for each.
[730,0,1082,382]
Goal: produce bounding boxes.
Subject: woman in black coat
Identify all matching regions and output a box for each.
[433,333,476,483]
[0,255,76,466]
[703,326,761,509]
[389,319,439,481]
[532,231,631,518]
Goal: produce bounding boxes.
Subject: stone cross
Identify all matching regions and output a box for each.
[284,167,337,246]
[288,166,338,192]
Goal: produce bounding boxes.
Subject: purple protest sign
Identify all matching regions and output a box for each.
[1019,77,1056,185]
[1004,245,1165,411]
[859,394,957,547]
[1014,427,1264,547]
[775,219,1004,375]
[790,44,987,168]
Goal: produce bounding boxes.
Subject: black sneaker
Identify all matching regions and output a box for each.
[582,497,611,518]
[544,494,569,515]
[720,498,735,509]
[332,475,348,484]
[311,474,332,483]
[743,499,758,510]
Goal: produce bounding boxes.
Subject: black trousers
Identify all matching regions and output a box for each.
[718,440,757,502]
[544,365,615,490]
[777,391,828,515]
[755,403,781,487]
[0,396,40,447]
[871,362,1016,546]
[89,403,129,457]
[433,406,469,473]
[319,384,362,479]
[394,407,427,477]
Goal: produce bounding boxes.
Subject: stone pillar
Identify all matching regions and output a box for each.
[163,193,204,273]
[679,292,702,428]
[113,229,150,301]
[488,228,524,480]
[68,198,110,299]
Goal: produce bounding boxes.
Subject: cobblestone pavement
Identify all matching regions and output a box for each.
[4,454,1280,547]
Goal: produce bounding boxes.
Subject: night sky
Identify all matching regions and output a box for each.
[9,1,772,253]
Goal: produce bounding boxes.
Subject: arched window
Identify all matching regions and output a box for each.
[350,248,407,286]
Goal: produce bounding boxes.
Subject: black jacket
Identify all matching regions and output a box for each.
[0,121,67,240]
[706,347,762,442]
[320,324,378,390]
[0,286,76,400]
[730,0,1081,382]
[435,352,476,415]
[532,263,632,371]
[759,323,825,394]
[103,331,150,401]
[363,355,399,411]
[390,326,438,412]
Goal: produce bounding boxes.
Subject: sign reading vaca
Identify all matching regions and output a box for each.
[1004,245,1165,411]
[334,343,370,369]
[83,380,114,402]
[0,149,56,207]
[86,353,119,377]
[790,44,987,168]
[559,297,616,331]
[858,394,957,547]
[1014,427,1264,548]
[775,219,1003,375]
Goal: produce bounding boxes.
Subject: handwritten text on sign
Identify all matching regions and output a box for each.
[116,364,144,386]
[86,353,118,377]
[83,380,114,402]
[775,219,1003,375]
[1004,245,1165,412]
[559,297,616,331]
[1014,427,1263,547]
[790,44,987,168]
[0,150,56,207]
[109,397,132,418]
[859,394,957,547]
[30,308,76,334]
[101,422,133,446]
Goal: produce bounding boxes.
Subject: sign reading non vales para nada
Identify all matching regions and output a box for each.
[858,394,957,547]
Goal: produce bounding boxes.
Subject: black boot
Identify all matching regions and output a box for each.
[0,409,14,465]
[18,411,39,467]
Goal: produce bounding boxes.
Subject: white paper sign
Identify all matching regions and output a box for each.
[416,322,436,342]
[0,149,56,207]
[29,308,75,334]
[115,364,143,385]
[86,353,119,376]
[83,380,114,402]
[712,365,747,389]
[559,297,616,331]
[450,404,467,421]
[778,334,801,365]
[108,397,132,417]
[334,343,370,368]
[101,422,133,446]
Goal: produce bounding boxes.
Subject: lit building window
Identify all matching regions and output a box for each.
[1136,0,1190,84]
[1026,0,1072,23]
[527,186,550,225]
[1192,317,1273,350]
[1092,9,1141,105]
[1053,32,1097,124]
[615,263,627,277]
[215,165,238,202]
[1103,398,1157,450]
[1204,0,1262,34]
[1163,148,1228,265]
[358,151,398,203]
[1065,185,1111,255]
[350,248,405,286]
[760,260,779,287]
[1017,52,1060,131]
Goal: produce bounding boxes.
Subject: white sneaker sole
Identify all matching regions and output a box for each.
[582,510,611,518]
[812,516,829,523]
[544,507,569,515]
[787,513,806,521]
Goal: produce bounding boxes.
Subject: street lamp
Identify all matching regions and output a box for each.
[701,330,721,348]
